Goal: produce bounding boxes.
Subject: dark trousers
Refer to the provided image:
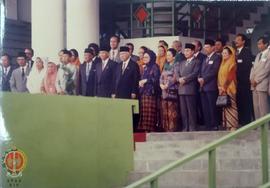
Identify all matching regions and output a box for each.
[237,86,254,126]
[179,95,197,131]
[196,92,204,125]
[201,91,218,130]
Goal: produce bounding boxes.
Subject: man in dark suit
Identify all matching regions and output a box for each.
[78,48,97,96]
[96,46,116,98]
[88,43,101,65]
[172,40,186,63]
[235,33,254,125]
[24,48,34,69]
[112,46,140,99]
[193,40,207,64]
[215,38,226,56]
[0,53,15,91]
[193,40,207,126]
[126,43,140,63]
[198,39,222,131]
[174,43,200,131]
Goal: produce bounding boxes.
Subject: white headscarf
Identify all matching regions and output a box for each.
[27,57,47,94]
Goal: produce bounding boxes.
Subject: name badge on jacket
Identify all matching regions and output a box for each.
[208,60,214,65]
[237,59,243,63]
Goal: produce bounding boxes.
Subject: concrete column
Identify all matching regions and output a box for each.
[66,0,99,58]
[32,0,65,63]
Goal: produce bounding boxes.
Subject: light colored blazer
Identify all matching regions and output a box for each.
[109,49,121,63]
[55,63,77,95]
[10,66,31,93]
[250,48,270,93]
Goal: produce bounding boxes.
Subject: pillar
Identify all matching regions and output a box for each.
[66,0,99,59]
[32,0,65,63]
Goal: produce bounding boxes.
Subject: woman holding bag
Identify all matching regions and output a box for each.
[160,48,180,132]
[218,46,239,131]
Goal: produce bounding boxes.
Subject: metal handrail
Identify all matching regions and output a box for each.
[125,114,270,188]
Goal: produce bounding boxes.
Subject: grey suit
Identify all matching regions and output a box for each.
[250,48,270,119]
[10,66,30,93]
[109,49,121,63]
[173,57,200,131]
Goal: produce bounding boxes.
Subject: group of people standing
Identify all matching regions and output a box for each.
[1,33,270,132]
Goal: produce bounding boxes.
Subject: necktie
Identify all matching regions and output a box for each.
[86,63,90,81]
[122,62,126,74]
[22,67,25,77]
[206,56,210,63]
[112,51,115,61]
[259,53,263,61]
[236,49,240,56]
[4,67,7,75]
[102,61,105,71]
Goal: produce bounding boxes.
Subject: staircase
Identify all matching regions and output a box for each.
[2,19,31,64]
[112,1,270,42]
[126,131,270,188]
[228,1,270,43]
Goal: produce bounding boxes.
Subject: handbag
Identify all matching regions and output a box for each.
[216,95,231,107]
[163,88,178,101]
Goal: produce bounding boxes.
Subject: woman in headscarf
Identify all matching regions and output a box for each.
[156,45,167,72]
[27,57,46,94]
[138,50,161,132]
[160,48,180,132]
[137,46,148,75]
[41,62,58,95]
[70,49,81,68]
[218,46,238,131]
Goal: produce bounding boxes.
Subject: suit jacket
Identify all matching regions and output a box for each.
[10,66,31,93]
[250,48,270,92]
[175,52,186,63]
[55,63,77,95]
[1,65,15,91]
[199,52,221,92]
[96,59,116,97]
[195,52,207,63]
[78,61,97,96]
[236,47,254,89]
[131,55,140,63]
[173,58,200,95]
[28,60,34,69]
[112,59,140,99]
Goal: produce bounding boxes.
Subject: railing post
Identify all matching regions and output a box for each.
[261,123,269,184]
[208,149,216,188]
[150,179,158,188]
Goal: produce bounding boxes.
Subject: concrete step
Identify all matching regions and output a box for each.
[128,130,270,187]
[135,144,263,160]
[145,130,267,142]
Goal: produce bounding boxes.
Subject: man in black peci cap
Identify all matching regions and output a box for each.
[78,48,97,96]
[198,39,222,131]
[173,43,200,131]
[95,46,116,98]
[10,52,31,93]
[112,46,140,99]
